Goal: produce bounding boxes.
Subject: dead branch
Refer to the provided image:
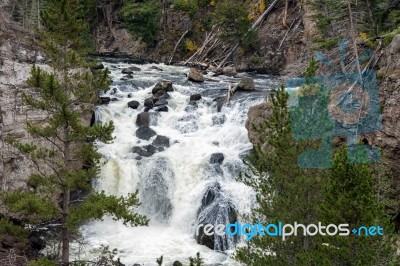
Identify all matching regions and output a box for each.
[217,0,280,68]
[169,29,189,64]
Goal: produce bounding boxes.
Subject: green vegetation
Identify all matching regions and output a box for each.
[121,0,161,44]
[213,0,252,43]
[173,0,199,16]
[2,0,148,264]
[234,59,399,265]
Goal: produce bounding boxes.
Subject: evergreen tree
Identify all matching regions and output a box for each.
[318,146,399,265]
[234,82,327,265]
[2,1,148,265]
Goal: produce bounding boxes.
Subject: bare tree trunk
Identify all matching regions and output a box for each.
[347,2,362,81]
[283,0,289,28]
[169,30,189,64]
[61,124,71,265]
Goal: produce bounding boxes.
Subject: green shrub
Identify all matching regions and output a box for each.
[121,0,161,44]
[173,0,199,16]
[0,218,28,242]
[213,0,251,42]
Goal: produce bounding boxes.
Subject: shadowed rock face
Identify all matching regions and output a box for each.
[194,182,238,251]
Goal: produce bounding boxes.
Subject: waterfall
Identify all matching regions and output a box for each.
[76,59,278,265]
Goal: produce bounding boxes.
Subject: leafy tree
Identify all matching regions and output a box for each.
[2,1,148,265]
[189,252,204,266]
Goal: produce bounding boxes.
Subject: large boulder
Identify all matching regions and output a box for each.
[152,80,173,94]
[236,77,255,91]
[188,68,205,82]
[127,100,140,109]
[195,183,238,250]
[136,112,150,126]
[121,66,141,74]
[222,66,237,76]
[135,126,156,140]
[245,102,273,149]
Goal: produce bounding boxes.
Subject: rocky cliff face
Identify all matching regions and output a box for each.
[245,34,400,184]
[0,26,49,191]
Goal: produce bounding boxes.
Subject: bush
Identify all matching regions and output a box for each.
[213,0,251,42]
[173,0,199,16]
[121,0,161,44]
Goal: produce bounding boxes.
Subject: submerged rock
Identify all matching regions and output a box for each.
[121,66,141,74]
[132,145,156,157]
[210,153,224,164]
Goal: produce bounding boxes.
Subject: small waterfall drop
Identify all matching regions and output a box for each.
[77,59,278,265]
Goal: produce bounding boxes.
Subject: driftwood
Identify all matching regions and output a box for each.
[184,27,220,65]
[169,29,189,64]
[217,0,280,68]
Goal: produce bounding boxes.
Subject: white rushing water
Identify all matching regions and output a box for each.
[75,59,278,265]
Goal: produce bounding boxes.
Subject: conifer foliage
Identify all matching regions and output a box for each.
[2,1,148,265]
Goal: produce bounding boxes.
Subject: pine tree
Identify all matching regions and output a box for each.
[2,1,148,265]
[234,82,327,265]
[318,146,399,265]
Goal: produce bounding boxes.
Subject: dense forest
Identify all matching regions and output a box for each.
[0,0,399,265]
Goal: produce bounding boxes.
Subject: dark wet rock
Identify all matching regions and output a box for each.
[188,68,204,82]
[156,105,168,112]
[144,97,154,108]
[153,90,170,101]
[210,153,224,164]
[111,98,118,101]
[172,261,183,266]
[195,182,238,250]
[132,145,156,157]
[136,112,150,126]
[121,66,141,74]
[127,100,140,109]
[144,107,152,112]
[154,98,168,106]
[91,63,104,70]
[127,93,133,98]
[29,233,46,251]
[152,80,173,94]
[152,135,170,149]
[148,66,163,71]
[236,77,255,91]
[135,126,156,140]
[212,114,226,125]
[99,96,110,104]
[111,88,118,94]
[190,94,202,101]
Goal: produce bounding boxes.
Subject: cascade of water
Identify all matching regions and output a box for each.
[76,59,278,265]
